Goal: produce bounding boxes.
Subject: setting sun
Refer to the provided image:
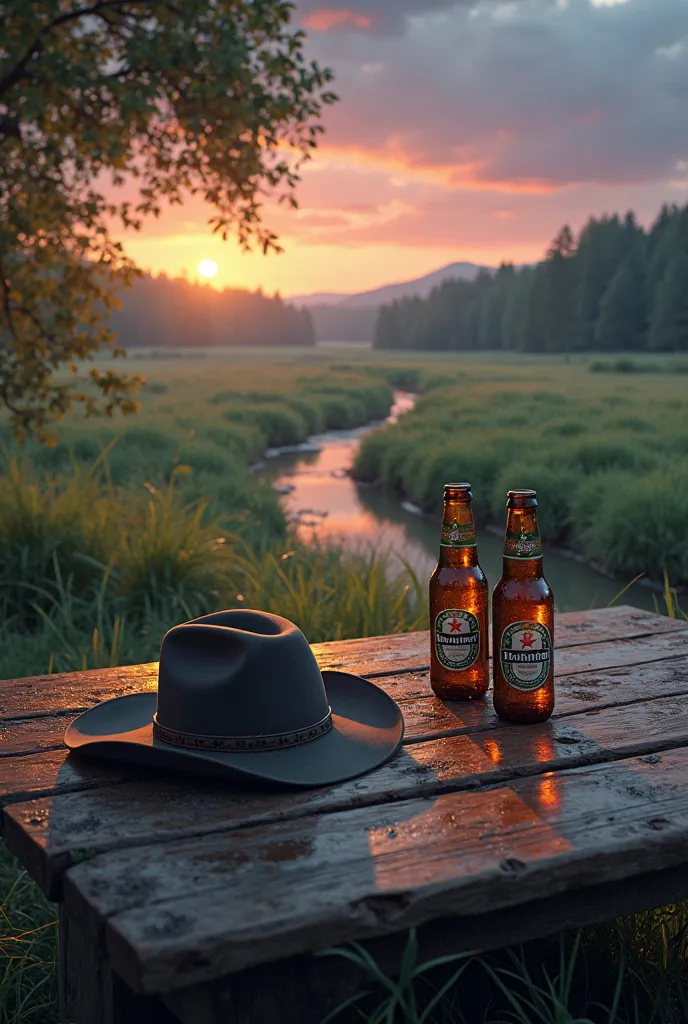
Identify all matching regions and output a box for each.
[198,259,218,279]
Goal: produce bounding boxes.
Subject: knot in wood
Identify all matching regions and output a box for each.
[499,857,527,876]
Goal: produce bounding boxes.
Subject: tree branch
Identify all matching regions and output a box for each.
[0,1,173,100]
[0,255,18,340]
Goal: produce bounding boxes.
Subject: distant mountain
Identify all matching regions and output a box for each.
[291,292,348,307]
[290,261,491,310]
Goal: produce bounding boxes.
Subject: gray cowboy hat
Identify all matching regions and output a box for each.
[65,609,404,788]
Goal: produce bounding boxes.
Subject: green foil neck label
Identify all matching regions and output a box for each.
[434,609,480,670]
[503,529,543,559]
[500,621,551,691]
[440,520,476,548]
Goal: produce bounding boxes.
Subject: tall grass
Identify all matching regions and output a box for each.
[0,362,419,678]
[0,845,57,1024]
[0,453,426,679]
[354,374,688,586]
[319,903,688,1024]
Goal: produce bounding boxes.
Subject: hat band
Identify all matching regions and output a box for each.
[151,708,333,753]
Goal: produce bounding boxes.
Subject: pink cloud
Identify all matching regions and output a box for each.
[300,0,688,191]
[303,8,372,31]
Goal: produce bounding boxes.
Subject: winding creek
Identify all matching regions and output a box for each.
[257,392,657,614]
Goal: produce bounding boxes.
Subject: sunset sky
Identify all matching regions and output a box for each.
[121,0,688,297]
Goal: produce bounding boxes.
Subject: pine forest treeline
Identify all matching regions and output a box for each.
[110,273,315,348]
[374,203,688,352]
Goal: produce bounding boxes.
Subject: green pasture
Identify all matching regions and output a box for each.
[0,355,425,681]
[2,345,688,680]
[354,352,688,586]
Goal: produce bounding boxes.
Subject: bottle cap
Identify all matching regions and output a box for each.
[507,489,537,507]
[444,482,472,498]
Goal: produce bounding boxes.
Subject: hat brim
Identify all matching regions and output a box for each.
[64,671,404,788]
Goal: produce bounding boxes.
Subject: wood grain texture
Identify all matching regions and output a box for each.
[1,607,687,1018]
[162,859,688,1024]
[0,608,683,723]
[0,750,147,815]
[309,606,688,672]
[60,748,688,993]
[1,625,687,763]
[59,908,115,1024]
[0,653,685,792]
[59,909,178,1024]
[8,688,688,898]
[3,652,687,769]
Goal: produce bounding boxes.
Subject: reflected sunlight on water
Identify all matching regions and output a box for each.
[257,391,656,612]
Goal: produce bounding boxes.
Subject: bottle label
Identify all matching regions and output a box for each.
[440,521,476,548]
[434,609,480,670]
[500,621,552,691]
[503,530,543,560]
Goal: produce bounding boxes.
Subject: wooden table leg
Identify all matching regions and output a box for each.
[59,909,178,1024]
[162,956,366,1024]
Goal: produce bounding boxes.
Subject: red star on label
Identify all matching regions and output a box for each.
[449,618,462,633]
[520,632,535,649]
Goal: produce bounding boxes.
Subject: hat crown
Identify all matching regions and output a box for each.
[156,610,330,741]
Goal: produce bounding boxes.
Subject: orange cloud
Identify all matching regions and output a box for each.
[303,8,372,31]
[315,141,559,195]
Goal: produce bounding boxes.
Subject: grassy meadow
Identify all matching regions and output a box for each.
[0,353,431,681]
[354,351,688,587]
[2,344,687,677]
[1,346,688,1023]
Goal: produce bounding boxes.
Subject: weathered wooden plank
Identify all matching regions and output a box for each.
[2,650,688,769]
[542,628,688,677]
[162,858,688,1024]
[401,654,688,741]
[0,663,159,722]
[0,749,146,812]
[1,655,686,841]
[2,629,688,767]
[8,690,688,898]
[61,747,688,993]
[0,607,683,722]
[0,714,77,758]
[1,649,687,827]
[313,607,688,675]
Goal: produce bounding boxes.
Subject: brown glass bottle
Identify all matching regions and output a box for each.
[492,489,554,724]
[430,483,489,700]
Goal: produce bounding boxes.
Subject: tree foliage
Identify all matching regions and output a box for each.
[111,272,315,348]
[374,202,688,354]
[0,0,335,438]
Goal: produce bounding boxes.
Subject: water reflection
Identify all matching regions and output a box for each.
[258,392,656,613]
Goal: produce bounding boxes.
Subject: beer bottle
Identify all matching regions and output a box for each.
[430,482,489,700]
[492,489,554,724]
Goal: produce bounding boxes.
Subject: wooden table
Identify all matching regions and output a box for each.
[2,606,688,1024]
